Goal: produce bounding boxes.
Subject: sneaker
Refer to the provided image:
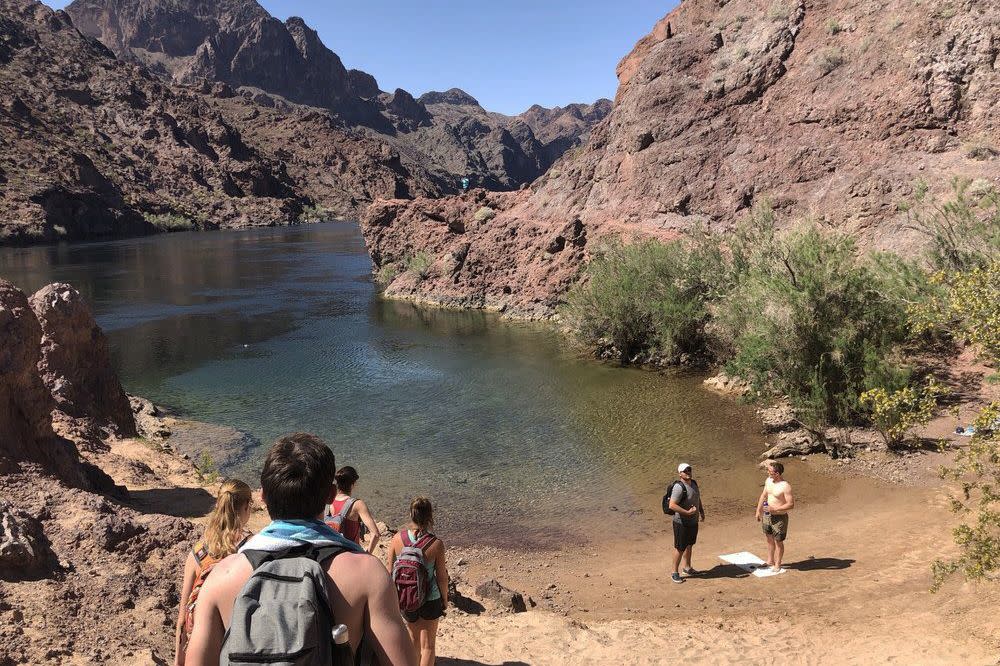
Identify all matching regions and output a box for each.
[682,567,698,576]
[671,572,684,584]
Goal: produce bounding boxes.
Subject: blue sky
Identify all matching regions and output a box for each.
[49,0,676,115]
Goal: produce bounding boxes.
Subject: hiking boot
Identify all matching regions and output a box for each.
[683,567,698,576]
[671,572,684,584]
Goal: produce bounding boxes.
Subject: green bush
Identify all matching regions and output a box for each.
[375,263,399,286]
[715,226,913,428]
[144,212,195,232]
[859,378,948,449]
[814,47,845,75]
[404,252,434,282]
[473,206,496,223]
[933,402,1000,591]
[562,233,725,364]
[299,204,333,223]
[903,177,1000,272]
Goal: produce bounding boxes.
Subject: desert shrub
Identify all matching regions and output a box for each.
[562,234,726,363]
[404,252,433,281]
[375,263,399,286]
[145,212,195,232]
[814,47,845,75]
[826,18,843,35]
[196,451,220,485]
[716,226,913,428]
[902,177,1000,273]
[473,206,496,223]
[298,204,332,223]
[734,46,750,61]
[767,3,790,21]
[964,137,998,161]
[933,402,1000,591]
[859,378,948,449]
[911,263,1000,366]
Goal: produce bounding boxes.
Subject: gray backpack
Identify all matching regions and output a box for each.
[220,545,371,666]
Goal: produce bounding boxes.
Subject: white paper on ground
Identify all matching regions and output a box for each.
[719,551,787,577]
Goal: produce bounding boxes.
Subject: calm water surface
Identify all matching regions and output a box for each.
[0,224,773,546]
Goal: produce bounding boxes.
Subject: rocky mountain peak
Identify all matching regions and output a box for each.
[419,88,482,107]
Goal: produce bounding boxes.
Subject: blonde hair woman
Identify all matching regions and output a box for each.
[174,479,253,665]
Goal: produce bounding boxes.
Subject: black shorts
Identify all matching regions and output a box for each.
[403,597,445,623]
[673,521,698,550]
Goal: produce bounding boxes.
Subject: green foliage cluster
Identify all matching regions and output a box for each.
[298,204,333,223]
[933,402,1000,591]
[859,379,949,449]
[473,206,497,223]
[404,252,434,282]
[814,47,845,75]
[196,451,220,486]
[144,212,195,232]
[375,263,399,286]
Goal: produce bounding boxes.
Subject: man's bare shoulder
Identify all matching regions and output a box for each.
[200,553,252,596]
[327,552,391,598]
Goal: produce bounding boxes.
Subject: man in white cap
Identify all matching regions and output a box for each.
[667,463,704,583]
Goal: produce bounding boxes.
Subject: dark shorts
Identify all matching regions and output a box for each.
[403,596,445,623]
[762,513,789,542]
[673,520,698,550]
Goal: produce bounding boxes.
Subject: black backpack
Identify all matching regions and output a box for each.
[661,480,691,515]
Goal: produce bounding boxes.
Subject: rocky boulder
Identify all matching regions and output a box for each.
[30,283,136,436]
[0,500,53,579]
[475,578,527,613]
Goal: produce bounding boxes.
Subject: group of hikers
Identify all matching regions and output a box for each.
[171,433,794,665]
[174,433,447,666]
[664,460,794,582]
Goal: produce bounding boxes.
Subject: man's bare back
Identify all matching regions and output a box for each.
[186,549,413,666]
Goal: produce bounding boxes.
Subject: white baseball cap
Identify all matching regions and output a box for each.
[678,463,692,473]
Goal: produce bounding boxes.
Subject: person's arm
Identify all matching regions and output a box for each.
[355,500,381,554]
[698,495,706,522]
[174,552,198,666]
[772,485,794,513]
[432,540,448,606]
[755,488,768,521]
[362,558,417,666]
[667,484,694,516]
[384,534,399,572]
[185,570,227,666]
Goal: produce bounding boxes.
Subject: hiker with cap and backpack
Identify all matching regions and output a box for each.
[386,497,448,666]
[327,466,381,554]
[663,463,705,584]
[184,433,415,666]
[175,479,254,666]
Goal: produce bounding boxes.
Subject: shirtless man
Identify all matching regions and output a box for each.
[185,433,415,666]
[755,460,794,572]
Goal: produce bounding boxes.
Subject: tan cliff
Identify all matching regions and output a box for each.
[361,0,1000,318]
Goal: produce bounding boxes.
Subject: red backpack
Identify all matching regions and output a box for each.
[391,531,436,612]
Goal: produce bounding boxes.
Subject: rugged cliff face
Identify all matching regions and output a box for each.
[0,0,308,243]
[361,0,1000,318]
[65,0,611,196]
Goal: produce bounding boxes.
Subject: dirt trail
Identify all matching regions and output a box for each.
[436,467,999,664]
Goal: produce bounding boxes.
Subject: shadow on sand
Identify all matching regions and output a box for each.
[439,661,530,666]
[689,556,855,579]
[127,486,216,518]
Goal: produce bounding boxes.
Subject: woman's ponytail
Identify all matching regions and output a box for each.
[204,479,252,558]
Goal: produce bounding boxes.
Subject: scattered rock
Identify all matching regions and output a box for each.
[474,578,527,613]
[0,501,52,579]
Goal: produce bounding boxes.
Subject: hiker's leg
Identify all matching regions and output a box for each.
[672,547,683,573]
[416,618,439,666]
[405,620,420,661]
[774,539,785,570]
[682,545,693,569]
[765,534,775,566]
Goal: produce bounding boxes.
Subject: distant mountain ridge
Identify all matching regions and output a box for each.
[65,0,611,191]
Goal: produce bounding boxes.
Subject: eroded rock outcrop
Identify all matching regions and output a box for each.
[30,283,137,436]
[0,279,91,485]
[362,0,1000,316]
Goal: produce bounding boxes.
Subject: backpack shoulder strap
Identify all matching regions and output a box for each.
[338,497,357,520]
[414,532,436,551]
[400,530,413,548]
